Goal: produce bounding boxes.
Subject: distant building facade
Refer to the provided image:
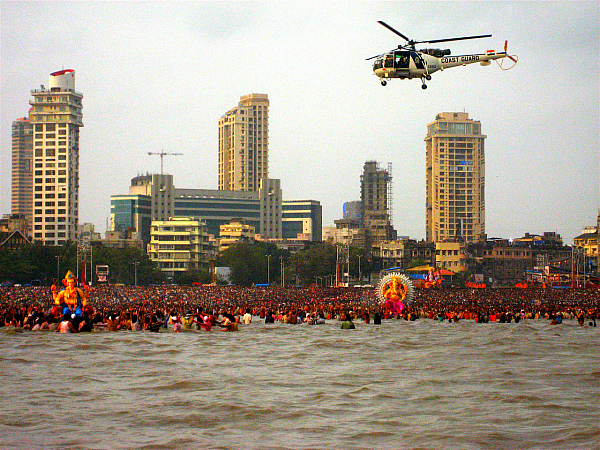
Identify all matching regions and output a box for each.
[29,70,83,245]
[435,241,467,272]
[148,217,215,279]
[110,194,152,245]
[11,117,33,229]
[425,112,485,244]
[573,221,599,275]
[129,174,174,222]
[0,214,29,236]
[218,218,256,253]
[258,178,282,239]
[343,201,363,224]
[467,233,572,287]
[218,93,269,192]
[110,174,174,247]
[361,161,396,245]
[282,200,323,241]
[174,188,260,238]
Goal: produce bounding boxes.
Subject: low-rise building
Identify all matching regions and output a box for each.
[0,214,29,237]
[573,223,598,275]
[435,241,467,272]
[218,218,255,253]
[148,217,215,279]
[324,219,368,248]
[99,230,144,250]
[0,229,31,251]
[282,200,322,241]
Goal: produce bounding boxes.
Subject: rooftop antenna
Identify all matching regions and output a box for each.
[147,149,183,175]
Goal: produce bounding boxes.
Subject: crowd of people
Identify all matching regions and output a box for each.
[0,283,598,332]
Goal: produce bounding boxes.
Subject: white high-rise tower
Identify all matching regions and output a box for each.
[29,70,83,245]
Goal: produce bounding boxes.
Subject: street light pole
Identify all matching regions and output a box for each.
[133,261,140,287]
[55,255,61,281]
[358,254,362,284]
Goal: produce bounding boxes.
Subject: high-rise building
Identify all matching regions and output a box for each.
[218,93,269,192]
[425,112,485,244]
[11,117,33,229]
[29,70,83,245]
[360,161,396,245]
[258,178,282,239]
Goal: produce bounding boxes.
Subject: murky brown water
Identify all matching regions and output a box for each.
[1,319,598,450]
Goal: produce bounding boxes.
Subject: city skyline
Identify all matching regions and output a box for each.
[1,2,598,243]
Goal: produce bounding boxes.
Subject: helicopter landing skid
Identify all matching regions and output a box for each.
[421,77,428,89]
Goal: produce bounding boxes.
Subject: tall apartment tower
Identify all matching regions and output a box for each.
[425,112,485,244]
[218,93,269,191]
[29,70,83,245]
[11,117,33,227]
[360,161,396,245]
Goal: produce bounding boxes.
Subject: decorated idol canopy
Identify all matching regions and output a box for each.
[376,272,414,314]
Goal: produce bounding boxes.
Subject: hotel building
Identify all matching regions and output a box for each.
[425,112,485,244]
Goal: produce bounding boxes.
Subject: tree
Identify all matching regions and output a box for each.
[91,245,165,285]
[0,243,165,285]
[287,242,338,285]
[217,242,288,286]
[174,268,212,286]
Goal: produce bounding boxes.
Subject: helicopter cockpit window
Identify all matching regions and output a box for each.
[384,55,394,68]
[412,53,425,70]
[394,53,410,69]
[373,59,383,70]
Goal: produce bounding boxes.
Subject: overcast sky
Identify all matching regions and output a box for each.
[1,1,598,243]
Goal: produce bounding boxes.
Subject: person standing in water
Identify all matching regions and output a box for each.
[340,311,355,329]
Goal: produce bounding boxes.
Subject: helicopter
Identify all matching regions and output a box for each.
[368,21,518,89]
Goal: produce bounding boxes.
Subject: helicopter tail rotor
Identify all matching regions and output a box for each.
[504,40,518,62]
[497,40,518,70]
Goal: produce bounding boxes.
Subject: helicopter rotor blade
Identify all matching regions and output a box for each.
[504,40,517,62]
[377,21,411,43]
[366,54,384,61]
[416,34,492,45]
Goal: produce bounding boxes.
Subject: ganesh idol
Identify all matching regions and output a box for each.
[51,271,90,317]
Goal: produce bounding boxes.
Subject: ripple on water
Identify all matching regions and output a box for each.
[0,319,598,450]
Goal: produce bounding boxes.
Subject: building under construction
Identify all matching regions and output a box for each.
[360,161,396,246]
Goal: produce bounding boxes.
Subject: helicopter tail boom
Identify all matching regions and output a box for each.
[438,45,516,70]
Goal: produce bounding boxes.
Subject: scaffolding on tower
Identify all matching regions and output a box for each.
[387,162,393,227]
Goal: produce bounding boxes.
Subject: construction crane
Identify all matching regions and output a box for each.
[147,150,183,175]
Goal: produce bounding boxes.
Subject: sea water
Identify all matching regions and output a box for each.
[1,319,598,450]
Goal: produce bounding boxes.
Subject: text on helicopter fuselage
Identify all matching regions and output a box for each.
[440,55,480,64]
